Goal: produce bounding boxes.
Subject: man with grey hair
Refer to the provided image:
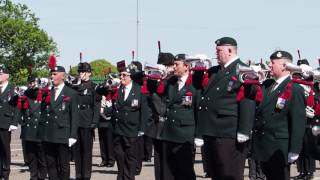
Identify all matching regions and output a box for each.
[0,64,18,180]
[252,50,306,180]
[196,37,256,180]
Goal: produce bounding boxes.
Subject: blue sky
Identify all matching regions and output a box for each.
[12,0,320,69]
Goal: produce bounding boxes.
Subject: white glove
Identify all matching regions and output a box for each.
[312,126,320,136]
[137,131,144,137]
[8,125,18,132]
[237,132,249,143]
[288,152,299,163]
[194,138,204,147]
[101,96,112,108]
[68,138,77,147]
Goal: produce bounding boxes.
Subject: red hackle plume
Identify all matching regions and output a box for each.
[48,54,57,70]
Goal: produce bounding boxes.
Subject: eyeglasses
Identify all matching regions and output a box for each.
[120,73,130,77]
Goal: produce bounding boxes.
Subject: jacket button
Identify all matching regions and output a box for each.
[201,97,204,100]
[35,119,38,121]
[205,107,208,110]
[255,118,258,121]
[27,124,29,127]
[199,106,202,110]
[174,111,176,113]
[39,112,41,114]
[47,114,49,117]
[28,117,31,120]
[55,116,58,119]
[116,111,119,113]
[262,132,265,135]
[207,97,210,100]
[46,121,48,124]
[34,125,36,128]
[172,119,175,122]
[216,87,220,91]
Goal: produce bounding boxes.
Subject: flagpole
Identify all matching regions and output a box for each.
[136,0,139,61]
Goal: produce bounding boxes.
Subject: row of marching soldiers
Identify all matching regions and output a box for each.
[0,36,319,180]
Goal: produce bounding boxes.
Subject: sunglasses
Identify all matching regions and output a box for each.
[120,73,130,77]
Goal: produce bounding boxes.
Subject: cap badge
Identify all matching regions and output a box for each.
[276,52,282,58]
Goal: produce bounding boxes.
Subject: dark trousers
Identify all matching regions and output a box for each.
[113,135,138,180]
[162,140,196,180]
[203,136,248,180]
[43,142,70,180]
[143,136,153,161]
[98,127,115,165]
[248,157,266,180]
[153,139,163,180]
[25,140,47,180]
[201,146,210,176]
[135,136,144,174]
[296,128,316,175]
[0,129,11,180]
[260,151,290,180]
[74,128,94,179]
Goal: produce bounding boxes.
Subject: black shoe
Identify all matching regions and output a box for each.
[98,161,107,167]
[306,172,314,180]
[106,162,115,167]
[202,173,210,178]
[294,173,305,180]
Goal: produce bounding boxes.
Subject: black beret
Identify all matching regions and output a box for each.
[215,37,237,46]
[27,75,36,83]
[0,64,9,74]
[174,54,188,61]
[297,59,309,66]
[50,66,65,73]
[78,62,92,72]
[157,52,175,65]
[128,61,142,74]
[117,60,142,74]
[270,50,293,61]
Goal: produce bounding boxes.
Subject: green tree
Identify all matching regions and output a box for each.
[0,0,57,85]
[69,59,118,78]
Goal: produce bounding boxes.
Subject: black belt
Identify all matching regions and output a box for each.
[78,104,92,110]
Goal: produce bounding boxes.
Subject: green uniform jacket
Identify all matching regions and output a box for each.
[112,83,149,137]
[19,95,42,142]
[160,76,197,143]
[196,59,256,138]
[0,83,19,129]
[252,77,306,163]
[39,84,79,144]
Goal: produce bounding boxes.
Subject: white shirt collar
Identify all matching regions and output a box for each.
[275,74,290,85]
[54,83,65,99]
[0,81,9,93]
[124,82,133,90]
[179,73,189,84]
[224,56,239,68]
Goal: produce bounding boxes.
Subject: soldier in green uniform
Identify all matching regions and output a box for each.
[144,52,175,180]
[159,54,197,180]
[19,76,47,180]
[70,62,100,180]
[39,66,79,180]
[196,37,256,180]
[252,51,306,180]
[0,64,19,180]
[112,61,149,180]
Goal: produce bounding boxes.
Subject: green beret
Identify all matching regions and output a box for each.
[270,50,292,61]
[215,37,237,46]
